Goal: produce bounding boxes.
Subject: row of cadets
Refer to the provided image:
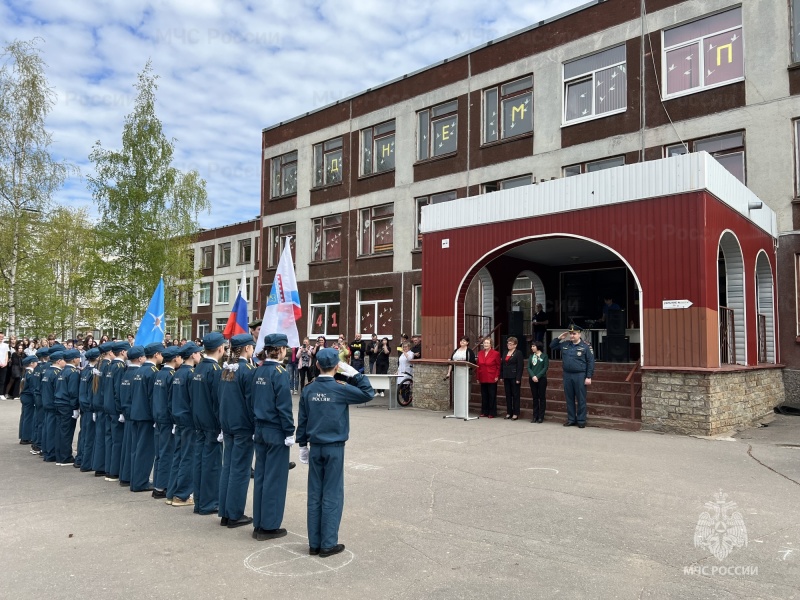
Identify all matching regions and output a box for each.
[53,349,81,465]
[119,345,145,485]
[91,341,114,476]
[129,342,164,492]
[190,332,225,515]
[18,354,39,445]
[40,344,65,462]
[103,341,128,481]
[30,346,49,454]
[77,347,100,471]
[165,342,203,506]
[218,333,256,528]
[152,345,181,499]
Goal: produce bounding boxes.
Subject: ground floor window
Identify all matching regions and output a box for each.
[412,285,422,336]
[309,291,340,338]
[197,319,210,339]
[358,288,393,337]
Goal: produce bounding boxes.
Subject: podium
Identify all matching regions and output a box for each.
[443,360,478,421]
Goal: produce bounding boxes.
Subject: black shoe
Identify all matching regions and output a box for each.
[56,457,75,466]
[319,544,345,558]
[220,517,229,526]
[289,461,296,470]
[152,489,167,499]
[94,471,106,477]
[309,547,320,555]
[578,423,586,428]
[132,486,154,493]
[252,528,259,539]
[73,462,81,468]
[227,516,253,529]
[257,528,287,541]
[119,480,130,486]
[530,419,536,423]
[563,422,576,427]
[19,440,31,445]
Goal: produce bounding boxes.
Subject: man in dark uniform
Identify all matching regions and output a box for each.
[30,347,49,454]
[18,354,38,446]
[550,325,594,428]
[53,349,81,465]
[41,346,65,462]
[103,341,128,482]
[167,342,202,507]
[119,346,145,486]
[92,342,114,476]
[297,347,374,557]
[129,342,164,492]
[152,345,181,499]
[77,348,100,471]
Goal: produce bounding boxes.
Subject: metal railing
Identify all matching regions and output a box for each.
[720,306,736,364]
[625,363,641,420]
[464,314,493,347]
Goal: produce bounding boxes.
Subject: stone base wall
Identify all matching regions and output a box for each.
[642,368,784,436]
[411,362,451,411]
[781,369,800,409]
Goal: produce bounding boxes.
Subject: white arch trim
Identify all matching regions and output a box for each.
[718,230,747,366]
[454,233,644,365]
[754,250,776,364]
[516,269,547,311]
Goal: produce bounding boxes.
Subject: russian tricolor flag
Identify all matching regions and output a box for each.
[223,272,249,339]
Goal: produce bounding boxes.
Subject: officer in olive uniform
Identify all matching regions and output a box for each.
[53,349,81,465]
[103,341,128,481]
[550,325,594,428]
[119,345,145,485]
[18,354,38,445]
[296,347,374,557]
[77,347,100,471]
[166,342,201,507]
[152,346,181,499]
[129,342,164,492]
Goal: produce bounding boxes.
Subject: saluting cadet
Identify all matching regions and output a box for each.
[152,346,181,500]
[166,342,201,507]
[103,341,128,482]
[53,349,81,465]
[252,333,294,541]
[129,342,164,492]
[40,346,65,463]
[296,348,374,557]
[92,342,114,477]
[218,334,256,529]
[77,348,100,471]
[30,347,49,454]
[550,324,595,428]
[190,332,225,516]
[18,354,38,445]
[119,346,145,486]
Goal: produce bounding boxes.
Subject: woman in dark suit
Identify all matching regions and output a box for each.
[501,336,524,420]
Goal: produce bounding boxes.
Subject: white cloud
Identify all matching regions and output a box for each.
[1,0,587,227]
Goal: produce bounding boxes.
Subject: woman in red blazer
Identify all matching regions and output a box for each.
[476,338,501,418]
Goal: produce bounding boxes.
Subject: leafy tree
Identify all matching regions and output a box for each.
[0,39,72,336]
[87,61,209,335]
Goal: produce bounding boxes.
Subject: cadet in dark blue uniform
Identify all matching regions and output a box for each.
[550,325,595,428]
[41,346,65,462]
[53,349,81,465]
[103,341,128,481]
[152,346,181,499]
[252,333,295,541]
[31,347,49,454]
[119,346,145,485]
[190,332,225,515]
[18,355,38,445]
[218,334,256,529]
[166,342,201,507]
[92,342,114,476]
[297,348,374,557]
[129,342,164,492]
[77,348,100,471]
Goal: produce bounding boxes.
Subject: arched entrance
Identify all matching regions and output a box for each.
[718,231,746,365]
[755,251,775,363]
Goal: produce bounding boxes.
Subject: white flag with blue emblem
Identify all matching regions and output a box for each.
[134,277,165,346]
[255,238,301,352]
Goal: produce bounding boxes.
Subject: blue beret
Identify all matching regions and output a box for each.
[127,346,145,360]
[64,349,81,361]
[144,342,166,357]
[202,331,225,350]
[85,348,100,360]
[263,333,288,348]
[23,355,38,366]
[98,342,114,353]
[49,351,64,361]
[179,342,201,359]
[161,346,181,361]
[231,333,255,349]
[113,341,130,353]
[36,347,50,358]
[316,347,339,370]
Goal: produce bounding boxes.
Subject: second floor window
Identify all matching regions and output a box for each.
[666,131,745,183]
[564,45,627,124]
[198,282,211,306]
[201,246,213,269]
[793,0,800,63]
[362,121,395,175]
[270,223,296,267]
[360,204,393,256]
[484,76,533,143]
[218,242,231,267]
[238,238,251,264]
[418,100,458,160]
[217,280,230,304]
[270,151,298,198]
[312,214,342,262]
[483,175,532,193]
[564,156,625,177]
[314,137,343,187]
[416,191,456,249]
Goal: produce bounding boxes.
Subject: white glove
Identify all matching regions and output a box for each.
[153,422,156,428]
[284,435,295,447]
[299,446,309,464]
[119,414,125,423]
[92,412,96,422]
[171,424,176,434]
[72,410,79,420]
[217,431,224,443]
[337,362,358,377]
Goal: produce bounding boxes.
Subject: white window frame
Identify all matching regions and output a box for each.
[215,318,228,332]
[235,277,252,302]
[198,282,211,306]
[412,285,422,336]
[180,321,192,342]
[563,45,627,126]
[309,292,340,338]
[197,319,210,339]
[216,280,230,305]
[358,289,393,338]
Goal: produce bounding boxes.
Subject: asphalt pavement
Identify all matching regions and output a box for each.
[1,397,798,600]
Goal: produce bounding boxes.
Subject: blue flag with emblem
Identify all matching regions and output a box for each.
[134,277,165,346]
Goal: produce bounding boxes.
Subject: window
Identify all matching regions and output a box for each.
[665,132,745,183]
[412,285,422,336]
[269,223,296,267]
[235,277,252,302]
[415,191,456,249]
[180,321,191,342]
[484,76,533,143]
[482,175,532,193]
[662,7,743,98]
[793,0,800,64]
[215,318,228,332]
[512,275,533,336]
[218,242,231,267]
[270,151,298,197]
[564,45,627,124]
[313,137,343,187]
[309,291,340,337]
[418,100,458,160]
[358,288,393,337]
[563,156,625,176]
[238,238,252,264]
[217,280,230,304]
[201,246,213,269]
[362,121,395,175]
[359,204,393,256]
[312,214,342,262]
[198,282,211,306]
[197,319,210,339]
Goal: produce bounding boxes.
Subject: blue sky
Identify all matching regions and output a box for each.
[2,0,587,228]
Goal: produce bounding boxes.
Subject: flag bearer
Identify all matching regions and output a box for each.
[129,342,164,492]
[77,348,100,471]
[54,349,81,465]
[152,346,181,500]
[119,346,145,485]
[166,342,201,507]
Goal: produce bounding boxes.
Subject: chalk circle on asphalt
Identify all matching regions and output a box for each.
[244,542,354,577]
